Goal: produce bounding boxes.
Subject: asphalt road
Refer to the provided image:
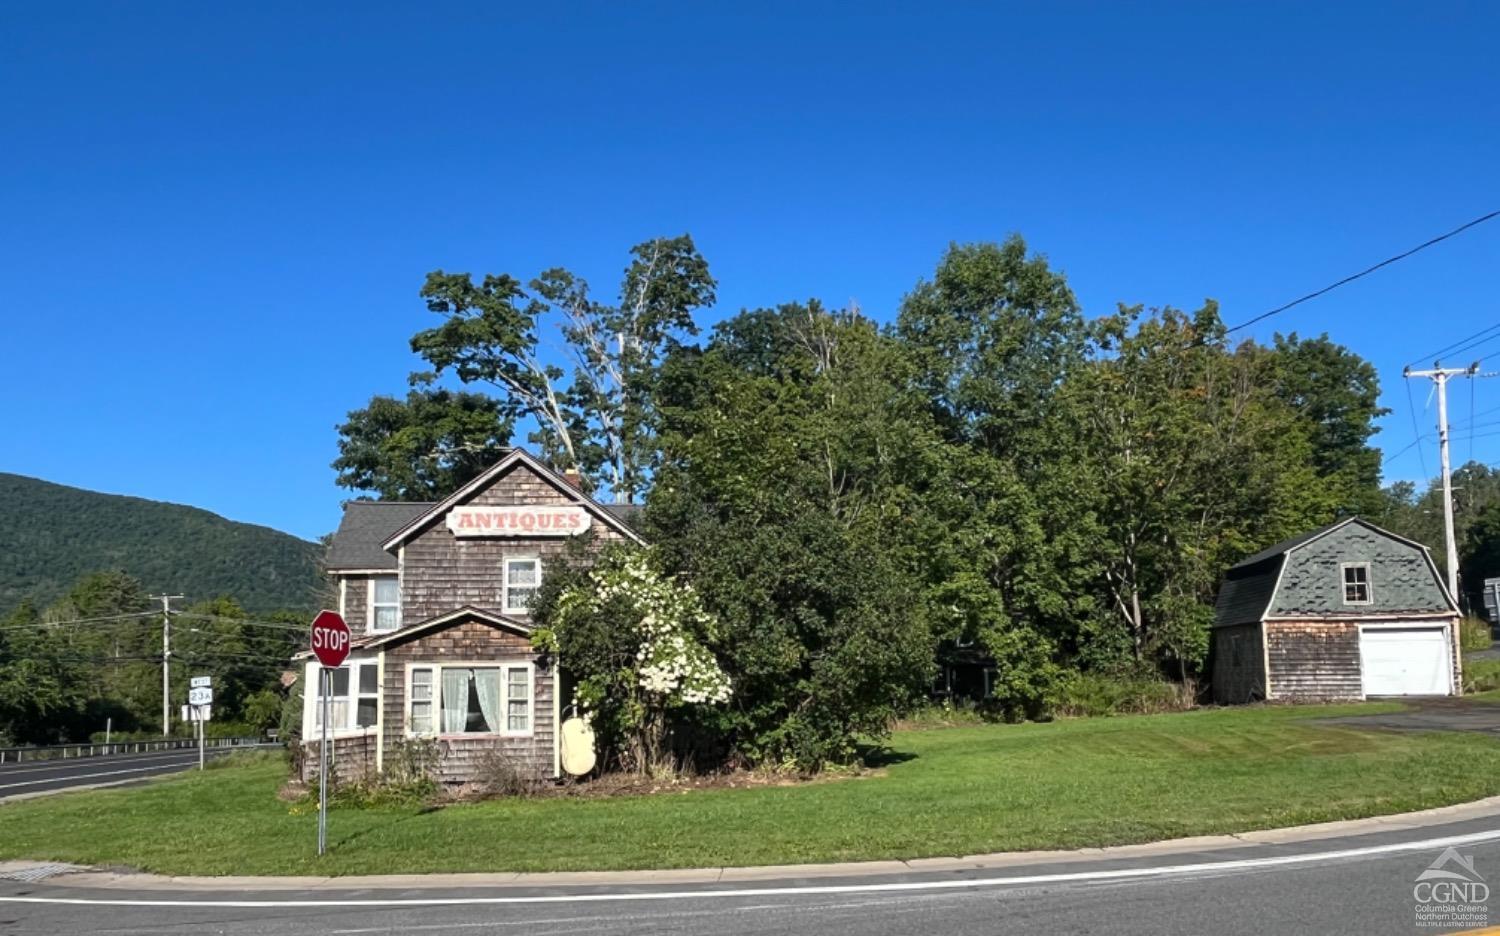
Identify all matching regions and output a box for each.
[0,746,251,799]
[5,816,1500,935]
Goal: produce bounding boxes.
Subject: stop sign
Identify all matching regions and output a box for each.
[310,610,351,668]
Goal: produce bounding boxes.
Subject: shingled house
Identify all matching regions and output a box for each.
[1211,517,1461,703]
[297,448,643,784]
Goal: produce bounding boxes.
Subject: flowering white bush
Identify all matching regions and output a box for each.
[538,551,731,775]
[562,553,731,708]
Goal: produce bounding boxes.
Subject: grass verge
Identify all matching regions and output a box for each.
[2,702,1497,877]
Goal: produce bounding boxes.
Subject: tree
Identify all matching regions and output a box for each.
[894,238,1097,706]
[1058,303,1341,674]
[1265,332,1387,515]
[0,602,88,745]
[333,389,512,499]
[411,235,716,501]
[896,236,1086,448]
[649,302,936,769]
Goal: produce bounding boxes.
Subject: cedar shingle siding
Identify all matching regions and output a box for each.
[1264,621,1363,701]
[400,464,628,624]
[1210,518,1459,704]
[344,576,368,634]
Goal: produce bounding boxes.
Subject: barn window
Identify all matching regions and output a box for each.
[1342,563,1372,604]
[1229,634,1244,667]
[504,558,542,614]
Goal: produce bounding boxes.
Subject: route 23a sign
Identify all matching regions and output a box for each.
[446,504,591,538]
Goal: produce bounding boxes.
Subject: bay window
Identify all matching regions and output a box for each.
[406,663,533,736]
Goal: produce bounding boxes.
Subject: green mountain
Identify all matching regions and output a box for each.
[0,472,326,614]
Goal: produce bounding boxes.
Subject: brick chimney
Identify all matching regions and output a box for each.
[562,467,586,491]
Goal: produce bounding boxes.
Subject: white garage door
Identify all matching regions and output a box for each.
[1360,627,1452,696]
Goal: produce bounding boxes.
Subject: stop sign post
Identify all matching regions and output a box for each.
[309,610,350,856]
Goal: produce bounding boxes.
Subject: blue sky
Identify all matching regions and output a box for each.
[2,3,1497,540]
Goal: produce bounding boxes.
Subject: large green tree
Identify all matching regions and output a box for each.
[411,235,716,501]
[649,302,935,768]
[1059,304,1342,675]
[894,238,1097,705]
[333,389,511,499]
[1265,332,1387,515]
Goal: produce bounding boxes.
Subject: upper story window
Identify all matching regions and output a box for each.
[371,576,400,632]
[1342,563,1372,605]
[504,557,541,615]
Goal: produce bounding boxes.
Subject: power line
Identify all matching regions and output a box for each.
[1471,376,1478,464]
[171,612,306,633]
[1408,321,1500,369]
[1226,208,1500,334]
[0,612,157,633]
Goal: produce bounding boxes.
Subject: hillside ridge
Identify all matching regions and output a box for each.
[0,472,326,614]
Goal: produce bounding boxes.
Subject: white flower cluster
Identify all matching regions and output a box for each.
[582,554,732,707]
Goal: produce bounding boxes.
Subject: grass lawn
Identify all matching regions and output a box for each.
[5,702,1500,877]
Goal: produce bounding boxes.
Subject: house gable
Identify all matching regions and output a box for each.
[395,454,637,624]
[380,449,645,551]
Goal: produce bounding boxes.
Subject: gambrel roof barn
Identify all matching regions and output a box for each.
[1211,517,1460,703]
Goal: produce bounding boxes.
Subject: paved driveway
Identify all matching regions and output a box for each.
[1316,697,1500,735]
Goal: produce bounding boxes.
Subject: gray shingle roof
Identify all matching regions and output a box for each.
[326,501,433,570]
[1214,516,1454,627]
[1230,518,1354,570]
[1212,555,1283,628]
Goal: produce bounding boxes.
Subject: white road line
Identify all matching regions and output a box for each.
[4,826,1499,908]
[0,759,200,791]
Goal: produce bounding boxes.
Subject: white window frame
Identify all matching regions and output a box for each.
[369,575,401,633]
[1341,562,1373,605]
[306,659,380,735]
[503,557,542,616]
[404,661,535,739]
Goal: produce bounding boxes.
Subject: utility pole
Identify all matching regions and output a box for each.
[1404,363,1479,603]
[150,594,183,736]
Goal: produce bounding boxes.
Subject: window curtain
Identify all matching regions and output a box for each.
[441,668,469,734]
[473,668,502,734]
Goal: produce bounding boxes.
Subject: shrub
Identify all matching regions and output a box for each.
[1465,659,1500,693]
[1461,615,1493,654]
[471,749,545,798]
[381,737,441,800]
[531,547,732,776]
[896,699,992,730]
[1046,671,1192,718]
